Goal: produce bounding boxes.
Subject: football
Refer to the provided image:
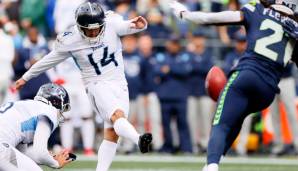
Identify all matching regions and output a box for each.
[205,66,227,102]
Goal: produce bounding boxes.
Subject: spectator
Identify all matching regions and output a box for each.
[121,34,146,152]
[53,0,84,34]
[222,32,247,75]
[270,64,298,156]
[114,0,137,20]
[138,33,163,151]
[145,0,171,39]
[20,0,46,34]
[187,31,215,154]
[0,23,15,104]
[3,21,23,50]
[154,34,192,154]
[13,26,50,99]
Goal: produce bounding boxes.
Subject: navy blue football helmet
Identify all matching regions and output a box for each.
[34,83,71,113]
[75,2,106,42]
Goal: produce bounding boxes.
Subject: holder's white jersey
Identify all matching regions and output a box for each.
[22,11,147,85]
[0,100,58,147]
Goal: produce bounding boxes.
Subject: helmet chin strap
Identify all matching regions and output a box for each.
[271,4,294,15]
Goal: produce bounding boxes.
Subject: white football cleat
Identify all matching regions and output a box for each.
[202,164,208,171]
[207,163,219,171]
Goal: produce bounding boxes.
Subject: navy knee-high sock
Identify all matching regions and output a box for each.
[207,124,231,164]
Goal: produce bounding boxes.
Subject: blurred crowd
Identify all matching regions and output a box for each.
[1,0,298,156]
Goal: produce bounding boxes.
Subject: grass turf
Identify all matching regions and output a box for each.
[42,155,298,171]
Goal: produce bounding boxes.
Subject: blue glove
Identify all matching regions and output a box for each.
[283,19,298,40]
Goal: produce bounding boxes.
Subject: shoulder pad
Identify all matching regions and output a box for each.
[54,26,90,52]
[56,26,77,46]
[105,10,124,22]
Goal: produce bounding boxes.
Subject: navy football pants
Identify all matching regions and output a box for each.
[207,70,276,164]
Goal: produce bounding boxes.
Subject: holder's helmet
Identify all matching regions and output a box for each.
[34,83,70,113]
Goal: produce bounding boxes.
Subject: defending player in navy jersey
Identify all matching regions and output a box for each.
[171,0,297,171]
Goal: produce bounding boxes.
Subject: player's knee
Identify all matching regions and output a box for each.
[104,128,119,142]
[110,109,125,124]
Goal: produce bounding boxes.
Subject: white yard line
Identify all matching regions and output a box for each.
[76,155,298,166]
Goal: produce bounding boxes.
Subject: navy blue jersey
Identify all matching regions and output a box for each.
[188,49,214,97]
[123,51,146,100]
[223,50,244,75]
[234,2,296,92]
[153,51,192,100]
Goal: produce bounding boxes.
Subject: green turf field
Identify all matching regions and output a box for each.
[43,155,298,171]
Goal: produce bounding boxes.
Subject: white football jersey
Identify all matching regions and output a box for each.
[22,11,147,86]
[0,100,59,147]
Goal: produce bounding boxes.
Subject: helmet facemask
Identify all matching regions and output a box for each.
[77,21,106,44]
[75,2,106,44]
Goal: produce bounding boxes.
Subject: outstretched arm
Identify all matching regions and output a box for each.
[15,50,69,90]
[170,1,244,25]
[105,10,147,36]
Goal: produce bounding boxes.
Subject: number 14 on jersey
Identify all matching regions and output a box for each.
[88,47,118,75]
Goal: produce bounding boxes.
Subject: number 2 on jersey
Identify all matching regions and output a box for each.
[255,19,294,65]
[0,102,14,114]
[88,47,118,75]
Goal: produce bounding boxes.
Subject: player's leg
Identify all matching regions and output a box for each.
[279,77,298,151]
[88,82,152,171]
[111,109,152,153]
[0,143,42,171]
[176,100,192,153]
[118,99,137,153]
[96,126,119,171]
[207,72,248,168]
[86,84,119,171]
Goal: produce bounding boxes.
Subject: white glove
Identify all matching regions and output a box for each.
[169,1,188,19]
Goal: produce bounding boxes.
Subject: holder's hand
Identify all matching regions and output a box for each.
[53,150,73,168]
